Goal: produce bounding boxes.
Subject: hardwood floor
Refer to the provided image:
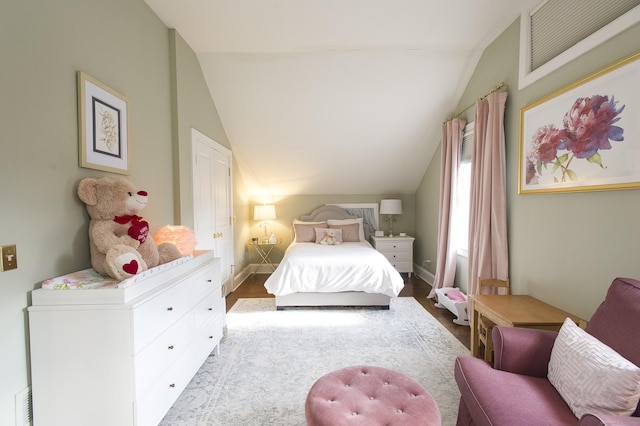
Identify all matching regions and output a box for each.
[226,273,471,350]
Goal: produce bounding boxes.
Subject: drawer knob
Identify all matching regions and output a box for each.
[169,383,176,388]
[168,345,174,350]
[208,307,213,311]
[167,307,173,311]
[207,279,212,282]
[209,335,214,339]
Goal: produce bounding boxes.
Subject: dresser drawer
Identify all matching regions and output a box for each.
[387,261,412,273]
[193,292,220,328]
[195,315,223,358]
[375,240,412,253]
[136,349,196,426]
[134,310,194,397]
[132,280,195,353]
[200,314,223,346]
[381,251,411,262]
[192,262,221,302]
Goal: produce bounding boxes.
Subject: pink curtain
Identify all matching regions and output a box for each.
[467,91,509,296]
[430,117,466,298]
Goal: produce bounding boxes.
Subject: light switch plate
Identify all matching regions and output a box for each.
[1,245,17,271]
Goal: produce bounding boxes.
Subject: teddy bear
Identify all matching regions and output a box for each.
[319,229,340,245]
[77,176,183,280]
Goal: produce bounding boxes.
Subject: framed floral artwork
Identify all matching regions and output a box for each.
[77,71,130,174]
[519,51,640,194]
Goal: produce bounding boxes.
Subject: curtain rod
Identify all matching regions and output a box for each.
[444,82,506,123]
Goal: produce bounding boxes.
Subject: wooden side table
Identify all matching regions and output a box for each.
[469,295,583,358]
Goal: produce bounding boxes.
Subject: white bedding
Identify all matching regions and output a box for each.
[264,241,404,298]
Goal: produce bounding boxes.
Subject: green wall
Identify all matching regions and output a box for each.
[0,1,244,424]
[415,19,640,320]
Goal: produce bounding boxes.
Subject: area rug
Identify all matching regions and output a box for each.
[160,297,469,426]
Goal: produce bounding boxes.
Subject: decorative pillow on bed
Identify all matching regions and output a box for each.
[314,228,343,245]
[327,218,364,241]
[328,223,360,242]
[293,220,327,243]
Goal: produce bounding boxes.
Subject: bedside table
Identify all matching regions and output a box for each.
[370,235,415,277]
[248,239,281,277]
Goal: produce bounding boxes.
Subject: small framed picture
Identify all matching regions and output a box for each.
[77,71,129,174]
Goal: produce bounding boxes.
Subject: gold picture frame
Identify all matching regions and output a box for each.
[77,71,130,174]
[519,51,640,194]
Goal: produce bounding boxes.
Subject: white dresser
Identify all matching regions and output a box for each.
[28,251,224,426]
[371,235,415,277]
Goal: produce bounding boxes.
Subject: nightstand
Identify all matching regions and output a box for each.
[248,239,281,277]
[370,235,415,276]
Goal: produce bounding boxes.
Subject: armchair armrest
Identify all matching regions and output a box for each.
[492,326,559,377]
[580,413,640,425]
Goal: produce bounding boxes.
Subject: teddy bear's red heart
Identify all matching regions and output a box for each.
[128,220,149,244]
[122,259,139,275]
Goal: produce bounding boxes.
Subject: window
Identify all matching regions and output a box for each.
[519,0,640,89]
[452,122,473,257]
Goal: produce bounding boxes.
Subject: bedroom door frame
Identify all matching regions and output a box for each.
[191,128,234,296]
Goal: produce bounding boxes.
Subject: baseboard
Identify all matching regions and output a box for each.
[414,263,435,286]
[232,267,252,291]
[233,264,279,288]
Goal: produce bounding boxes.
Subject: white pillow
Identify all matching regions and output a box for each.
[548,317,640,419]
[326,218,364,241]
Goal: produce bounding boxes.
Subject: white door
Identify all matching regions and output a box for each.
[192,128,234,295]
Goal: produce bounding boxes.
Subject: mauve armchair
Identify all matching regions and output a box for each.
[454,277,640,426]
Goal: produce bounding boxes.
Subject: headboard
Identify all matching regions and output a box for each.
[328,203,379,230]
[299,204,378,240]
[300,205,357,222]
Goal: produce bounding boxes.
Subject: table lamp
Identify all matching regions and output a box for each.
[380,199,402,237]
[153,225,196,255]
[254,204,276,240]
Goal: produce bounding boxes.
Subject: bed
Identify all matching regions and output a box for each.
[263,205,405,309]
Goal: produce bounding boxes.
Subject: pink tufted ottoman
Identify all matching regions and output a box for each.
[305,365,440,426]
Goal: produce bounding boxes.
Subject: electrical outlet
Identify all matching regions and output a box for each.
[1,244,17,271]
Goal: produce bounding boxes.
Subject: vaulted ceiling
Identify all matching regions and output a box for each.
[144,0,531,196]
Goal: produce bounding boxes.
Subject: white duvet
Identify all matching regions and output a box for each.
[264,241,405,297]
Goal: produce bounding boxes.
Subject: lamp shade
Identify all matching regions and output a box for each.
[380,199,402,215]
[254,204,276,221]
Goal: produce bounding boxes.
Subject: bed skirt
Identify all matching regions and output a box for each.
[275,292,391,310]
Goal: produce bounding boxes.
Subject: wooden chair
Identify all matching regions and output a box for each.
[476,277,510,364]
[477,278,510,296]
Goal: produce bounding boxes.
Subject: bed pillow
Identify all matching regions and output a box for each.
[293,220,327,243]
[314,228,343,245]
[548,317,640,419]
[327,218,364,241]
[328,223,360,242]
